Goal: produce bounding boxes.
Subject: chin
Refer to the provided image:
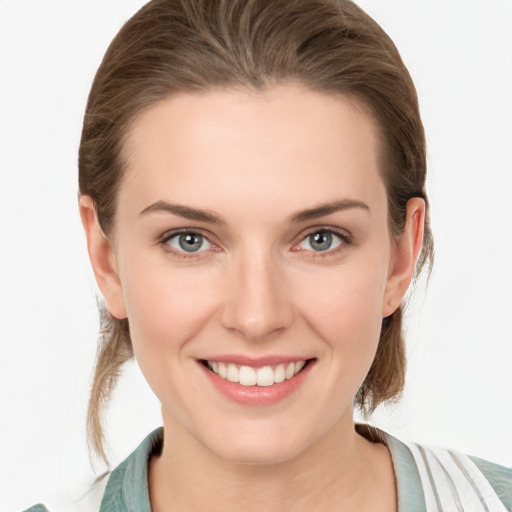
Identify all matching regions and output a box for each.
[196,419,320,466]
[214,440,304,466]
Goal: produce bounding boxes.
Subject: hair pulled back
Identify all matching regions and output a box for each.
[79,0,433,463]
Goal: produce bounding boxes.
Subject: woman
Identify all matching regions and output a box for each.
[21,0,511,510]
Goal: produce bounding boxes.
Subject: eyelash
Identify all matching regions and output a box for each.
[158,229,219,260]
[293,227,352,258]
[158,226,352,259]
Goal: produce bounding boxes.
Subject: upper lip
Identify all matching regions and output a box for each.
[199,355,314,367]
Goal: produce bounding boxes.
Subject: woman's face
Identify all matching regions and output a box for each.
[89,85,420,464]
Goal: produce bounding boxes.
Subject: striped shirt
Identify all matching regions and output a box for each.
[24,426,512,511]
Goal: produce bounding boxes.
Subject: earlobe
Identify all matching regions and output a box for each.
[78,195,127,319]
[382,198,425,318]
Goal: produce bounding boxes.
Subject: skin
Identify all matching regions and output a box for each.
[80,85,424,511]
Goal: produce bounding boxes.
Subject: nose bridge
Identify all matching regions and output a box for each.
[221,244,293,340]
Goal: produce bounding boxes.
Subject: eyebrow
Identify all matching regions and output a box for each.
[139,198,369,225]
[290,199,370,223]
[139,201,225,224]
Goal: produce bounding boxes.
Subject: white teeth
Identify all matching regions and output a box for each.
[274,364,286,383]
[256,366,274,387]
[239,366,257,386]
[207,360,307,386]
[226,364,239,383]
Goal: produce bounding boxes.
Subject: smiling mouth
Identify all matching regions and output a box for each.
[202,359,313,387]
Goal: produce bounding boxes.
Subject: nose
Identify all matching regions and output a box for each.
[220,250,294,341]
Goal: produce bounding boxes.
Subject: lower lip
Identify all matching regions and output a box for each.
[199,360,314,406]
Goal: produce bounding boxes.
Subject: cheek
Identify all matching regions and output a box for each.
[119,258,219,368]
[118,260,226,426]
[296,264,387,360]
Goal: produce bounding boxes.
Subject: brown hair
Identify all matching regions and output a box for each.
[79,0,433,464]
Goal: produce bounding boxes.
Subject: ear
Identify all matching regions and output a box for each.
[79,195,127,319]
[382,197,425,318]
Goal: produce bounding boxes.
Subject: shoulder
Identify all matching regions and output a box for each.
[467,454,512,509]
[381,429,512,512]
[19,473,109,512]
[99,427,163,512]
[20,429,162,512]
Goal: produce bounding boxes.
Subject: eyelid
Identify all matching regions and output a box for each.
[157,225,352,257]
[292,226,353,253]
[158,228,220,255]
[159,227,203,241]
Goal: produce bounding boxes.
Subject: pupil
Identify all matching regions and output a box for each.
[179,233,203,252]
[310,232,332,251]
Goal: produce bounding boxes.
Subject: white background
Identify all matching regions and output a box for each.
[1,0,511,510]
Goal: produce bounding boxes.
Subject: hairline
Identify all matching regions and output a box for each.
[104,82,392,237]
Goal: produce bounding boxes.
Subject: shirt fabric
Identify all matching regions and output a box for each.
[24,426,512,511]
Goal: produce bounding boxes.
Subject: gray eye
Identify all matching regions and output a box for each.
[309,232,333,251]
[167,232,212,253]
[299,231,342,252]
[179,233,203,252]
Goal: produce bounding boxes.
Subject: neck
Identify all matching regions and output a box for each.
[149,414,397,512]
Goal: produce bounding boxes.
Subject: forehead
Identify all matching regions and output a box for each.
[119,85,386,217]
